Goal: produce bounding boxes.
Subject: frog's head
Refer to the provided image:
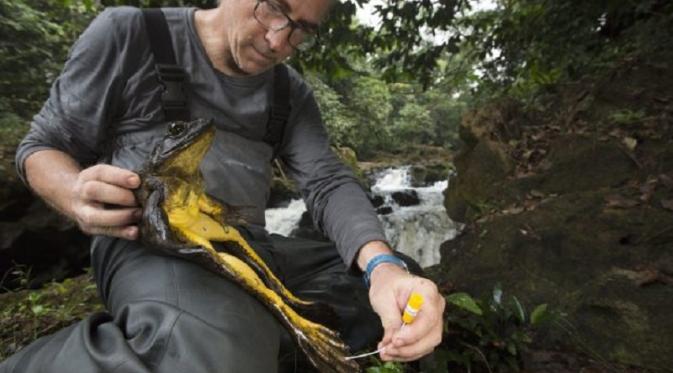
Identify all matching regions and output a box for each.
[148,119,216,177]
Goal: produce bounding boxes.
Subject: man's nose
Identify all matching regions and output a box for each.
[265,27,292,53]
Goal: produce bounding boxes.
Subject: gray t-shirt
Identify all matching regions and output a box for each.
[15,6,386,267]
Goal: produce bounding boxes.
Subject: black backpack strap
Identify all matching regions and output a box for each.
[264,64,291,160]
[141,9,190,122]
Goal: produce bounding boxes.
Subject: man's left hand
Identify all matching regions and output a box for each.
[368,263,446,362]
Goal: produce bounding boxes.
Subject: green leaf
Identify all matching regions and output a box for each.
[366,361,404,373]
[511,296,525,323]
[506,341,517,356]
[31,304,46,316]
[530,304,549,325]
[446,292,483,315]
[28,292,42,304]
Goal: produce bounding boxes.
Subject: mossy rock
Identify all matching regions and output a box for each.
[538,136,636,193]
[267,175,300,208]
[410,163,452,187]
[438,191,673,371]
[333,146,366,182]
[444,138,516,222]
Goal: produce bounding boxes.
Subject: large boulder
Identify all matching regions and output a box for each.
[439,187,673,370]
[0,197,90,290]
[410,163,453,187]
[439,59,673,370]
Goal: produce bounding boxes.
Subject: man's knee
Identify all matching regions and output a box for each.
[118,300,281,373]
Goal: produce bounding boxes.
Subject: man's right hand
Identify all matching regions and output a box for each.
[70,164,142,240]
[24,150,142,241]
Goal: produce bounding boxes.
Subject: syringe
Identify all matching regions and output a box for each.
[346,292,425,360]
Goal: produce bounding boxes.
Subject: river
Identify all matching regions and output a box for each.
[265,166,459,268]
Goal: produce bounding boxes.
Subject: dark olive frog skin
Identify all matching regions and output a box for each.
[133,119,360,373]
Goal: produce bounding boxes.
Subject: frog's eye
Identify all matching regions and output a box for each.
[168,122,186,137]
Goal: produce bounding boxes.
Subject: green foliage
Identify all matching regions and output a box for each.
[446,292,483,315]
[0,270,102,360]
[306,73,360,149]
[345,75,394,157]
[291,0,375,81]
[0,112,30,149]
[0,0,215,121]
[365,360,404,373]
[1,0,68,117]
[438,285,557,372]
[609,109,646,126]
[388,82,465,150]
[0,0,107,121]
[4,0,671,122]
[16,0,662,157]
[456,0,673,101]
[366,0,467,87]
[308,72,463,158]
[356,287,559,373]
[393,102,434,145]
[100,0,215,8]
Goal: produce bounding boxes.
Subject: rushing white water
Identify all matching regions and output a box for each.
[265,199,307,236]
[371,166,459,267]
[265,166,459,268]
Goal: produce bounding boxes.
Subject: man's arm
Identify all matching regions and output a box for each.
[15,9,148,240]
[25,149,141,240]
[277,68,445,361]
[357,241,446,362]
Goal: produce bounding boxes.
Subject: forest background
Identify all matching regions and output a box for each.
[2,0,667,158]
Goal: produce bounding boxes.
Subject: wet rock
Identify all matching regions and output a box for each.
[439,61,673,369]
[370,194,384,208]
[376,206,393,215]
[267,176,300,208]
[410,163,452,187]
[0,198,90,290]
[391,190,420,207]
[444,138,515,222]
[537,136,635,193]
[439,192,673,370]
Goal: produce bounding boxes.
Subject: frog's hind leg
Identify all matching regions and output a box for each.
[220,237,340,327]
[196,194,312,308]
[170,201,357,372]
[214,251,360,373]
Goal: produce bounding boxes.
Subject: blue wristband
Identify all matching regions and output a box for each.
[363,254,409,288]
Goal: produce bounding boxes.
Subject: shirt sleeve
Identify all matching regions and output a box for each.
[280,72,388,269]
[15,8,132,184]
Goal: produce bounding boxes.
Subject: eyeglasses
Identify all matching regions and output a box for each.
[253,0,319,51]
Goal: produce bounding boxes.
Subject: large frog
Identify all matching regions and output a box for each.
[133,119,360,373]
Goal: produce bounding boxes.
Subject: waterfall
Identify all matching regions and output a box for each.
[265,166,459,268]
[371,166,458,268]
[265,199,307,236]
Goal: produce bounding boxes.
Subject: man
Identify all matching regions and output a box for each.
[2,0,445,371]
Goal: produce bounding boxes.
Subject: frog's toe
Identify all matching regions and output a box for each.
[297,324,360,373]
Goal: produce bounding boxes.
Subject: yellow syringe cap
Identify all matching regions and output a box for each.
[402,292,425,324]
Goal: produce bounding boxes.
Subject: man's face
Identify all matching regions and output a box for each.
[223,0,331,75]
